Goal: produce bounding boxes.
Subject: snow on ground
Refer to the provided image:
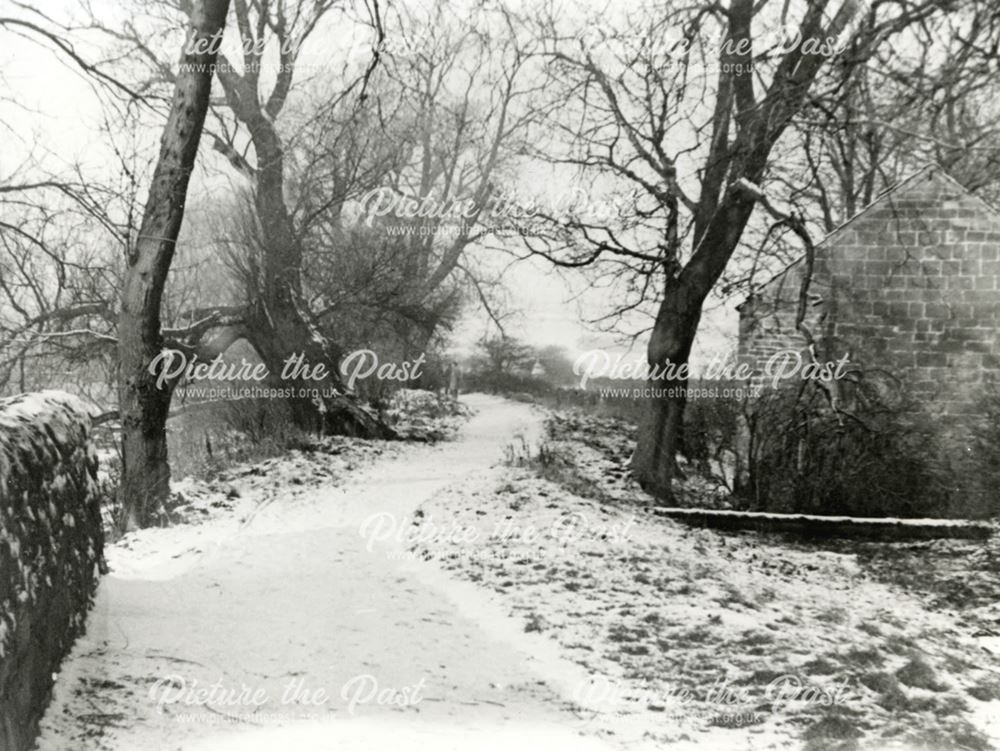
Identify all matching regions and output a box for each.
[408,410,1000,750]
[105,436,401,580]
[35,395,622,751]
[34,396,1000,751]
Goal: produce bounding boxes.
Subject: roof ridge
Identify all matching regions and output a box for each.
[738,164,951,304]
[932,168,1000,220]
[814,163,937,248]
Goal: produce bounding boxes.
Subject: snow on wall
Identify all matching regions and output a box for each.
[0,390,103,751]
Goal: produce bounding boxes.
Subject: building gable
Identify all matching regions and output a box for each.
[738,165,1000,414]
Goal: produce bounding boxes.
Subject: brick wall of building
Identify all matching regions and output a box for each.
[736,166,1000,515]
[739,166,1000,416]
[736,258,830,393]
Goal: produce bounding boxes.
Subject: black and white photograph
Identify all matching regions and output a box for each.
[1,0,999,748]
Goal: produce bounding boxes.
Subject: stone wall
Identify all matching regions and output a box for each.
[739,166,1000,413]
[0,391,104,751]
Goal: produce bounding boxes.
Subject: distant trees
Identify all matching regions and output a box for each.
[0,13,136,401]
[534,345,576,386]
[476,336,534,381]
[464,337,580,392]
[291,0,541,365]
[0,176,119,399]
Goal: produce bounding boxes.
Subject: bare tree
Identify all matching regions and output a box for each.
[82,0,393,436]
[205,0,542,400]
[204,0,397,436]
[291,0,543,361]
[118,0,230,527]
[522,0,951,502]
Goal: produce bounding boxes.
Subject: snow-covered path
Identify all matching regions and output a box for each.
[37,395,614,751]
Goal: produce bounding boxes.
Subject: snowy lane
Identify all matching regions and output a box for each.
[36,396,615,751]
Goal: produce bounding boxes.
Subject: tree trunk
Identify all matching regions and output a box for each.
[248,177,393,437]
[237,108,395,439]
[632,275,704,503]
[632,189,786,501]
[631,199,755,502]
[633,387,687,501]
[245,299,394,438]
[117,0,230,529]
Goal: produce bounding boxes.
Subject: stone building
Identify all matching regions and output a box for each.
[738,164,1000,418]
[735,165,1000,516]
